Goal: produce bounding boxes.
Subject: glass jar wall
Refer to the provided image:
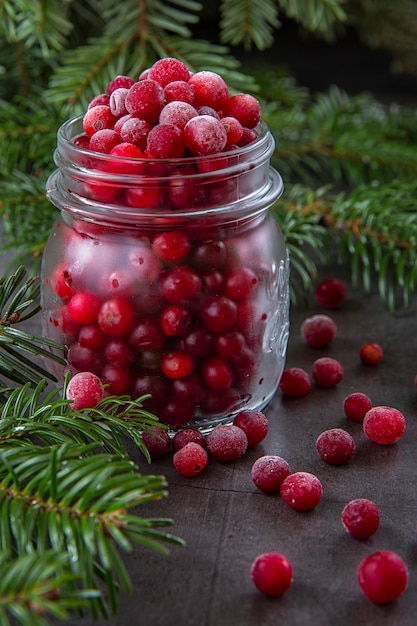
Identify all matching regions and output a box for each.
[41,116,290,431]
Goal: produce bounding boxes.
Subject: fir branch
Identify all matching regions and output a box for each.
[0,551,100,626]
[0,442,183,620]
[278,0,346,37]
[220,0,280,50]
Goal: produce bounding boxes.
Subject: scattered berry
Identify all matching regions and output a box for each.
[363,405,406,445]
[357,551,408,604]
[172,428,206,453]
[173,442,208,477]
[315,278,346,309]
[316,428,355,465]
[142,425,171,459]
[343,392,372,423]
[233,409,268,447]
[360,342,383,365]
[280,472,323,511]
[312,357,344,388]
[301,314,337,348]
[251,552,293,597]
[66,371,104,410]
[251,455,291,492]
[279,367,311,397]
[341,499,380,539]
[206,424,248,462]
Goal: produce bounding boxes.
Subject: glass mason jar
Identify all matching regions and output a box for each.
[41,115,290,432]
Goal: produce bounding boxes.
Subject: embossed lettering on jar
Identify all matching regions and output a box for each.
[41,115,290,431]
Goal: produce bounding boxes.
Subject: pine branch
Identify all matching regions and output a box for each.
[220,0,281,50]
[0,441,183,620]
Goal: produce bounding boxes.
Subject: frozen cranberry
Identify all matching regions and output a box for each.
[206,424,248,462]
[68,291,102,325]
[341,499,380,539]
[88,93,110,109]
[315,278,346,308]
[360,342,383,365]
[67,343,105,374]
[89,129,120,153]
[108,142,145,174]
[106,75,136,95]
[202,356,233,391]
[109,87,129,117]
[233,409,268,447]
[316,428,355,465]
[152,231,191,264]
[200,295,237,333]
[237,127,257,146]
[181,327,213,357]
[148,57,190,87]
[251,455,291,492]
[161,305,192,336]
[301,314,336,348]
[363,405,406,444]
[104,338,135,366]
[160,266,202,304]
[312,357,344,388]
[172,375,206,407]
[127,246,162,284]
[188,71,229,110]
[191,240,226,272]
[78,324,108,350]
[172,428,206,453]
[164,80,195,104]
[223,267,258,301]
[98,298,136,336]
[279,368,311,397]
[146,123,186,158]
[129,318,165,351]
[118,116,152,149]
[161,351,194,380]
[184,115,228,155]
[357,551,408,604]
[125,186,163,209]
[83,105,115,137]
[159,101,198,129]
[101,363,132,395]
[66,371,104,410]
[221,116,243,144]
[142,425,171,459]
[225,93,261,129]
[343,392,372,422]
[251,552,293,597]
[280,472,323,511]
[214,330,245,358]
[125,79,166,123]
[132,374,169,410]
[173,442,208,477]
[159,400,195,428]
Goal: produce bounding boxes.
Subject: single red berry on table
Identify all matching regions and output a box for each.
[315,278,346,309]
[206,424,248,462]
[341,499,380,539]
[66,371,104,410]
[172,428,206,453]
[360,342,383,365]
[357,551,408,604]
[363,405,406,444]
[301,314,337,348]
[233,409,268,447]
[315,428,355,465]
[251,455,291,492]
[173,442,208,477]
[251,552,293,597]
[279,367,311,397]
[343,392,372,423]
[142,425,171,460]
[312,357,344,388]
[280,471,323,511]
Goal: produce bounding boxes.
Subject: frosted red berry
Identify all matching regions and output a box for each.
[279,367,311,397]
[343,392,372,422]
[147,57,190,87]
[316,428,355,465]
[312,357,344,388]
[159,101,198,129]
[280,471,323,511]
[233,409,268,447]
[206,424,248,462]
[142,425,171,459]
[188,70,229,110]
[184,115,227,155]
[315,278,346,308]
[173,442,208,477]
[341,498,380,539]
[360,342,383,365]
[83,105,115,137]
[225,93,261,129]
[251,455,291,492]
[363,405,406,444]
[301,314,336,348]
[357,551,408,604]
[251,552,293,597]
[125,79,166,123]
[146,123,186,158]
[66,371,104,410]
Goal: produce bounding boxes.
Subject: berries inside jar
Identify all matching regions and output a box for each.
[42,57,290,431]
